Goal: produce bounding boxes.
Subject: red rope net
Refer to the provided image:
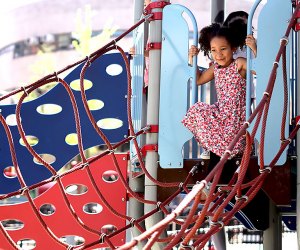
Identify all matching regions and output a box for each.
[0,4,299,250]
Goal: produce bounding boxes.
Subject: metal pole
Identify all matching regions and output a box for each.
[211,0,225,23]
[264,200,282,250]
[210,2,227,249]
[143,0,169,249]
[127,1,146,248]
[296,23,300,250]
[209,0,224,104]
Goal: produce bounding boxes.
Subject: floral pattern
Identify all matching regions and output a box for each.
[182,61,246,157]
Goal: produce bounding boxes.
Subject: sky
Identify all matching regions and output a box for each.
[0,0,267,13]
[0,0,42,13]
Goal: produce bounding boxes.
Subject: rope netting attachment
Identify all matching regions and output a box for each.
[0,3,299,250]
[117,4,300,249]
[0,12,202,249]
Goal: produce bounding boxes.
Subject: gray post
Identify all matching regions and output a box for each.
[297,26,300,250]
[209,0,224,104]
[210,2,226,249]
[264,200,282,250]
[211,0,225,23]
[143,0,169,249]
[127,1,146,248]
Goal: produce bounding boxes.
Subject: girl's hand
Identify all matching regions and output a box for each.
[245,35,257,57]
[188,45,199,65]
[129,47,136,55]
[189,45,199,57]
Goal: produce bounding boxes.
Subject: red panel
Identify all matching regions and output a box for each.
[0,154,128,249]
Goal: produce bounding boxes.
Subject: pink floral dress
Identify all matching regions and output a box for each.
[182,60,246,157]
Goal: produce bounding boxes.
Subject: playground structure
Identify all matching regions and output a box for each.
[0,0,299,249]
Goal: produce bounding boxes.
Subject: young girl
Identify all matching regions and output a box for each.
[182,23,248,159]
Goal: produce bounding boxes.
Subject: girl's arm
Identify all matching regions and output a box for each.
[235,57,247,79]
[196,64,214,85]
[245,35,257,57]
[189,45,199,65]
[189,45,214,85]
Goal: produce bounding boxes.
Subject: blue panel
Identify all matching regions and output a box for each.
[0,53,128,193]
[130,23,147,160]
[158,4,198,168]
[250,0,291,165]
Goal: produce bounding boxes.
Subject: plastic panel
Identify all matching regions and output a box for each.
[158,4,198,168]
[250,0,291,165]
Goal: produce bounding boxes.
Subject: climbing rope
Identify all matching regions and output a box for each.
[0,3,299,249]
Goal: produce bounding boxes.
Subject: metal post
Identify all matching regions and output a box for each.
[209,0,224,104]
[143,0,169,249]
[210,2,226,249]
[264,200,282,250]
[211,0,225,23]
[296,24,300,250]
[127,1,146,248]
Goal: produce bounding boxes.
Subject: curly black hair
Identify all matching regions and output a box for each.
[198,22,240,57]
[227,16,247,49]
[223,11,248,26]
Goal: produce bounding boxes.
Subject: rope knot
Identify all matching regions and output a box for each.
[128,135,136,140]
[129,218,136,227]
[99,233,107,244]
[21,86,29,96]
[244,121,250,128]
[19,186,29,195]
[179,243,194,249]
[52,174,60,182]
[280,138,292,144]
[54,71,59,82]
[210,219,224,229]
[221,150,232,159]
[156,201,162,210]
[80,162,89,170]
[107,148,115,154]
[235,195,248,202]
[280,36,289,45]
[85,55,91,67]
[142,125,151,133]
[217,186,230,194]
[259,167,272,174]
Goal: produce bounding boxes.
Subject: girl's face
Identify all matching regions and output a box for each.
[210,36,235,67]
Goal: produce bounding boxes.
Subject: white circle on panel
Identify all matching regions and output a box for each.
[3,166,17,179]
[97,118,123,130]
[36,103,62,115]
[39,204,56,216]
[6,114,19,126]
[65,133,78,146]
[19,135,39,147]
[65,184,88,195]
[87,99,104,111]
[1,219,24,231]
[106,64,123,76]
[59,235,85,246]
[17,239,36,249]
[70,79,93,91]
[83,203,103,214]
[33,154,56,165]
